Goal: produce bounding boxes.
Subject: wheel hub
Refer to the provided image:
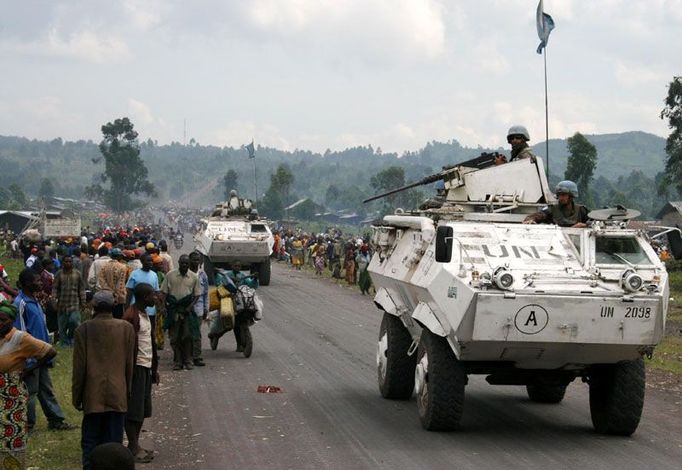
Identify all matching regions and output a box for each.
[414,355,428,395]
[377,333,388,381]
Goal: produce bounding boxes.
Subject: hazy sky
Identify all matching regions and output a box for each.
[1,0,680,153]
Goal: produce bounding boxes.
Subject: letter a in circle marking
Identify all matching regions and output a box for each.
[525,310,538,327]
[514,305,548,334]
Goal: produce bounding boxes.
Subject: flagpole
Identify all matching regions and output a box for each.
[543,47,549,177]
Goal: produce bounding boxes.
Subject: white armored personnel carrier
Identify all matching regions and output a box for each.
[367,155,670,435]
[195,193,274,286]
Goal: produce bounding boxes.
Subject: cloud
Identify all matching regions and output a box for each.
[613,61,667,87]
[244,0,446,62]
[128,99,155,126]
[0,28,131,64]
[123,0,165,31]
[46,29,131,63]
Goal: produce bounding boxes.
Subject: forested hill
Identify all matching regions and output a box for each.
[538,131,666,180]
[0,130,671,218]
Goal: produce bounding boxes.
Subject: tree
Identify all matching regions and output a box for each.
[270,164,295,204]
[564,132,597,206]
[0,187,11,208]
[659,77,682,196]
[38,178,55,202]
[259,164,295,219]
[7,184,28,209]
[370,166,409,214]
[85,117,156,212]
[222,169,239,199]
[325,185,341,209]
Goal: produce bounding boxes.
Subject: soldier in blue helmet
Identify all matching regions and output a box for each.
[523,180,589,227]
[496,125,538,164]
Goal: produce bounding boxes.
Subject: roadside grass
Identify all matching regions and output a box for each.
[667,271,682,324]
[646,271,682,374]
[26,345,82,470]
[647,336,682,375]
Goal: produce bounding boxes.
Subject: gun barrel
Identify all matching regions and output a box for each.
[362,152,500,204]
[362,173,443,204]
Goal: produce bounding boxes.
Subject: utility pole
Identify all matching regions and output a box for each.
[183,119,186,146]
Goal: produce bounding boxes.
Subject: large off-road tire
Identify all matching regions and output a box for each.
[526,384,567,404]
[589,358,645,436]
[203,256,216,285]
[258,260,271,286]
[377,313,417,399]
[415,329,466,431]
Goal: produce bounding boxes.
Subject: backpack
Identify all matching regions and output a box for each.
[234,285,263,321]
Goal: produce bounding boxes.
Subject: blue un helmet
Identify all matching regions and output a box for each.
[555,180,579,198]
[507,125,530,143]
[435,180,446,193]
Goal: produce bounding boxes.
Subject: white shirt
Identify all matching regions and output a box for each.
[137,312,153,368]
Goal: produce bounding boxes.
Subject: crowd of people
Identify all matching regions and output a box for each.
[0,223,210,469]
[271,229,374,295]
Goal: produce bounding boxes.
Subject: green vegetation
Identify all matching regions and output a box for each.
[647,337,682,375]
[26,345,81,469]
[85,117,156,213]
[565,132,597,207]
[658,76,682,196]
[222,169,239,200]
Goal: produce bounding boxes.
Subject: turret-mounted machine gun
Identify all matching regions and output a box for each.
[365,151,554,223]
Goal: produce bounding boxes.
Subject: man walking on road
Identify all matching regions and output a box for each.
[52,255,86,346]
[189,252,207,367]
[72,291,136,470]
[161,255,201,371]
[123,283,158,464]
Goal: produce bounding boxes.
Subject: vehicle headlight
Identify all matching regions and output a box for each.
[493,267,515,290]
[621,269,643,293]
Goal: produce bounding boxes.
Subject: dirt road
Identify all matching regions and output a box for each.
[146,261,682,469]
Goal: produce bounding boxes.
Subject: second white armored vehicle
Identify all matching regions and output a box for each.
[195,193,274,285]
[367,155,669,435]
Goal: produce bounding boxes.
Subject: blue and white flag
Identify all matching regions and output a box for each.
[536,0,555,54]
[245,140,255,159]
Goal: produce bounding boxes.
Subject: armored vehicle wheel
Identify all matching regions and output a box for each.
[526,384,567,404]
[415,330,465,431]
[204,256,216,285]
[258,260,271,286]
[589,358,645,436]
[377,313,417,399]
[242,326,253,358]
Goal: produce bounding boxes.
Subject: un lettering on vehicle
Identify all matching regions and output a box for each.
[599,305,652,319]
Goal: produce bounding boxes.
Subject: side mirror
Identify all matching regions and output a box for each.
[435,226,453,263]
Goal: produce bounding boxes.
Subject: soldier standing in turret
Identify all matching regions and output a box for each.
[523,180,589,228]
[495,125,537,164]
